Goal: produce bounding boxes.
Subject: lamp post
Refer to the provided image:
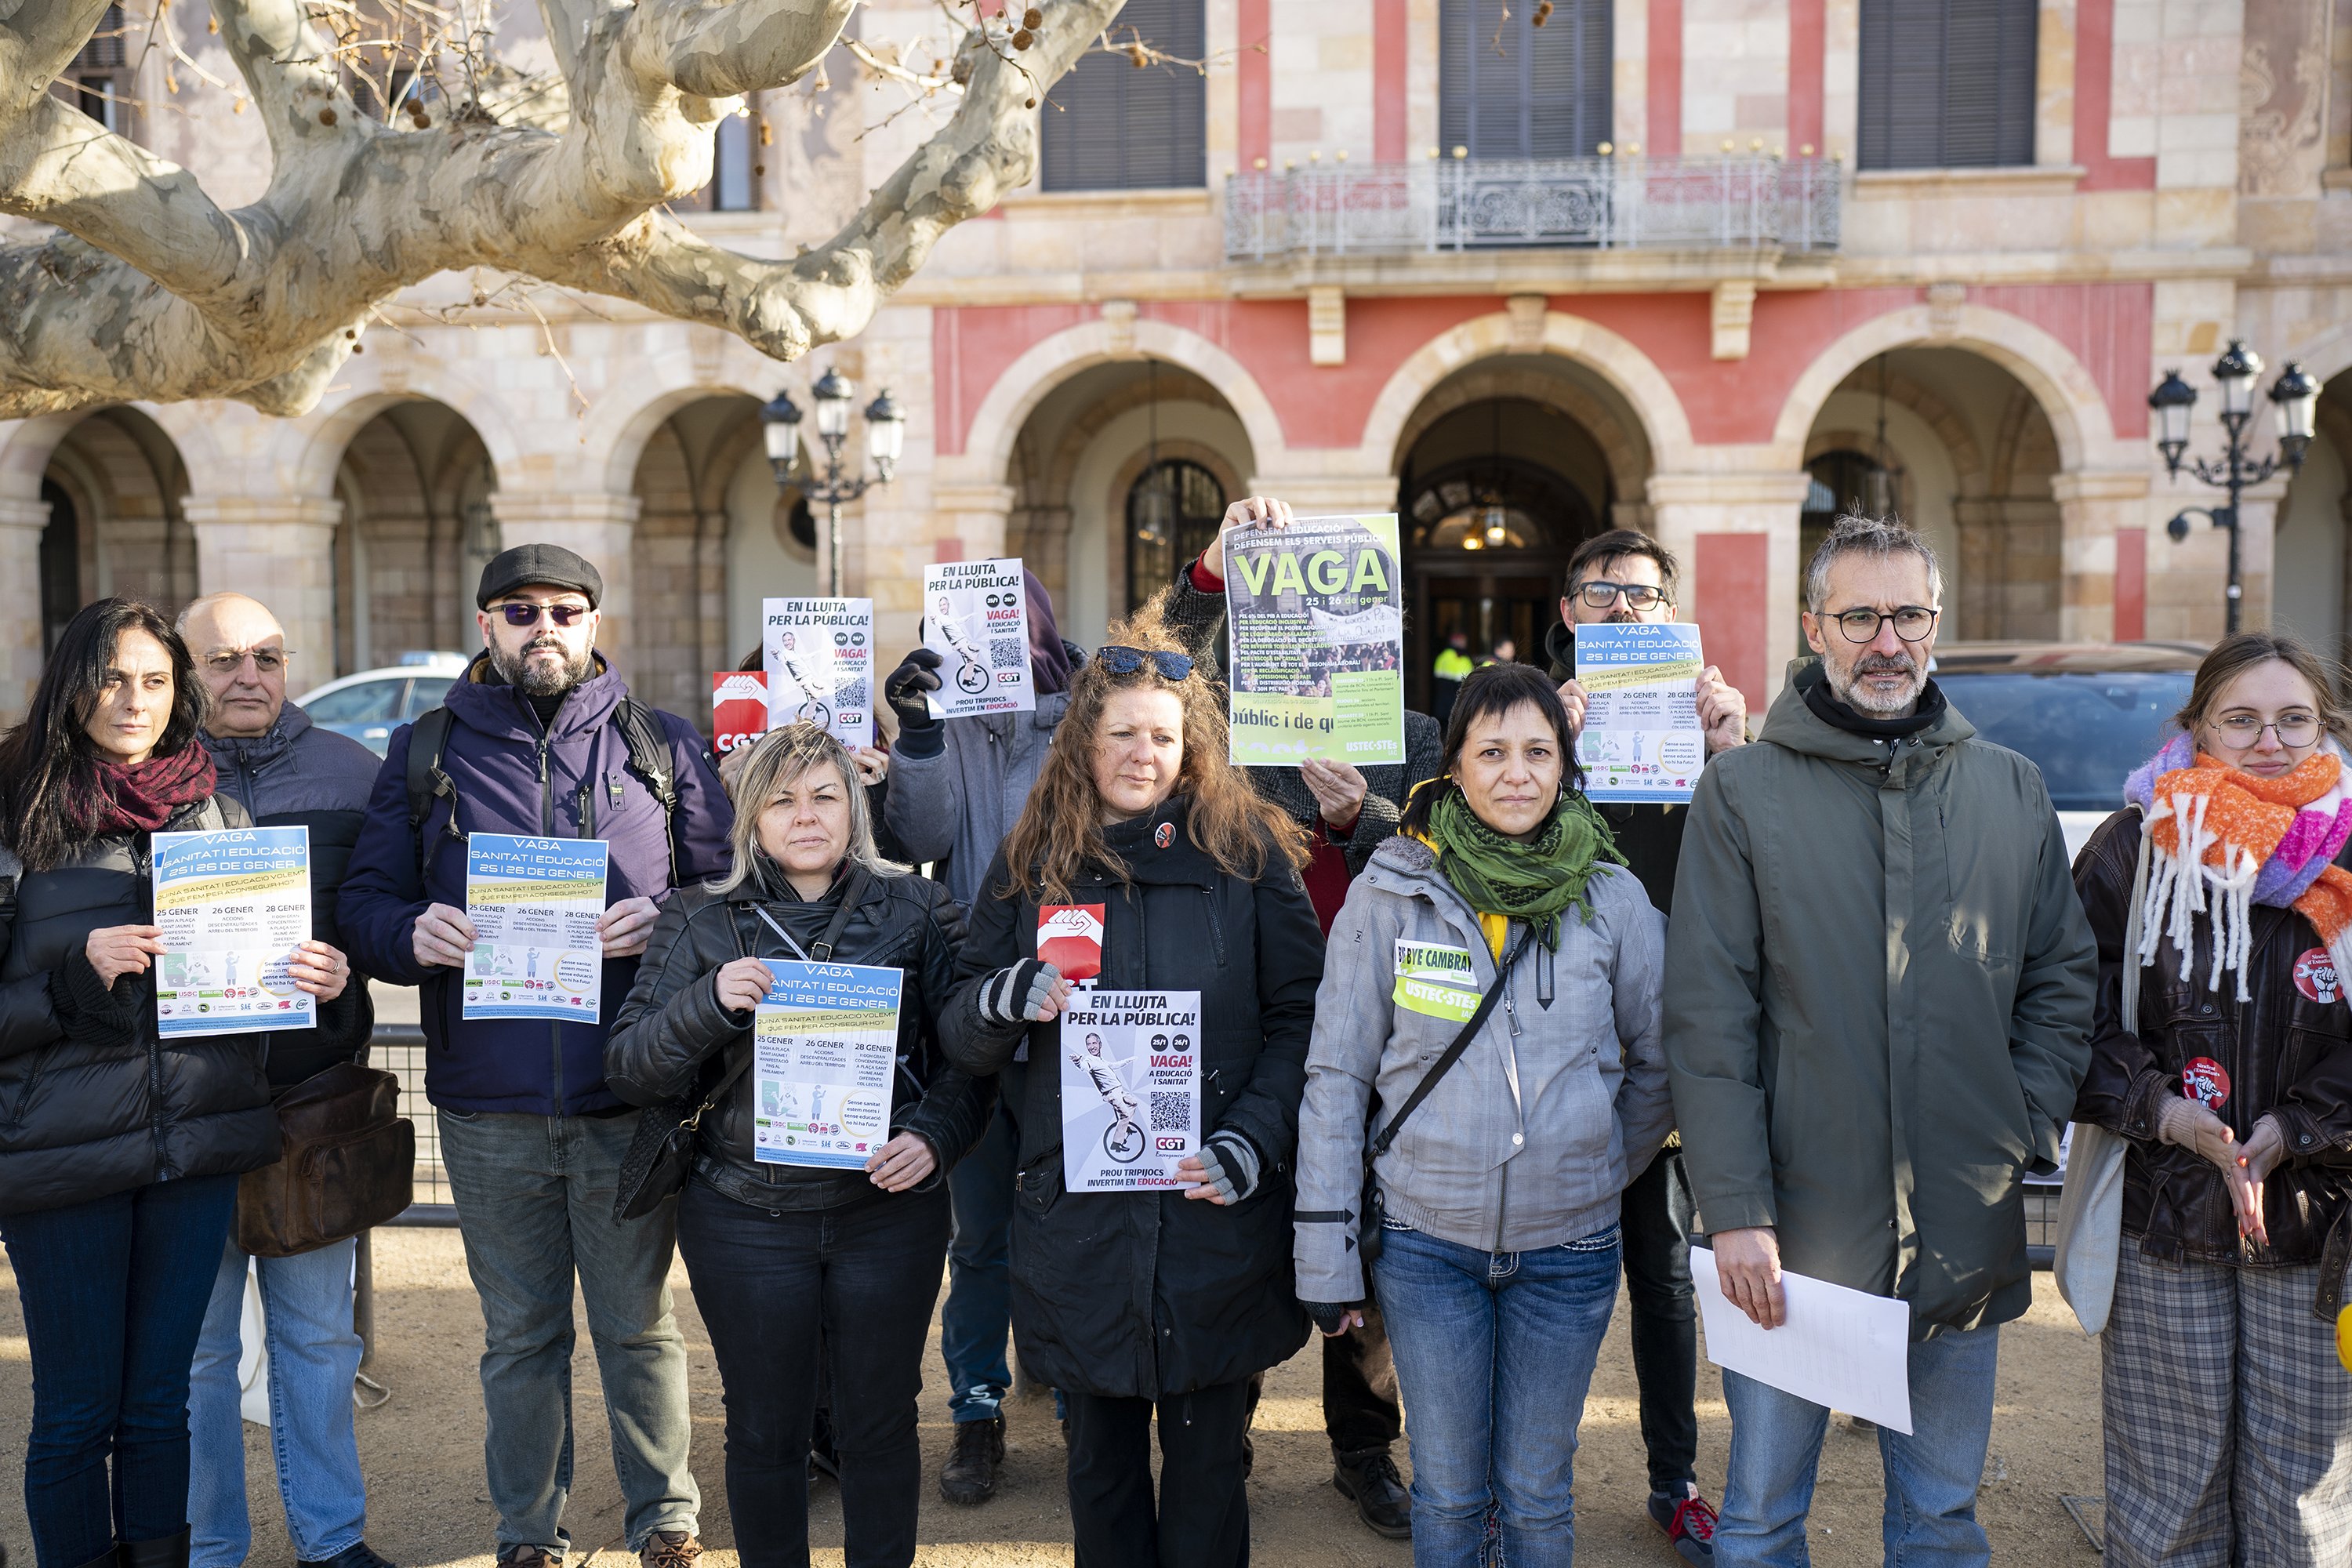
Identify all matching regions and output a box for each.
[758,371,908,597]
[2151,341,2320,635]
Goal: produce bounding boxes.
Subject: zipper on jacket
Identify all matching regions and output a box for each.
[536,729,563,1114]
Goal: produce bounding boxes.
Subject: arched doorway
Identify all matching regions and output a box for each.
[2271,371,2352,664]
[332,401,499,675]
[38,407,198,627]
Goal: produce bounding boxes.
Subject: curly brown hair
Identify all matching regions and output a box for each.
[1000,593,1310,905]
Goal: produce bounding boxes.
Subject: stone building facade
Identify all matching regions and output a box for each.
[4,0,2350,726]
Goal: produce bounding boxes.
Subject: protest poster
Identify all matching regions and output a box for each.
[761,597,875,748]
[1223,514,1406,766]
[1573,622,1707,804]
[920,559,1034,719]
[751,960,904,1169]
[713,670,768,755]
[152,826,314,1037]
[462,834,609,1022]
[1059,990,1201,1192]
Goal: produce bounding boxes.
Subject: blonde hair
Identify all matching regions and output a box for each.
[710,724,903,897]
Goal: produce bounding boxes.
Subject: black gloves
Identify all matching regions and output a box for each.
[885,648,944,729]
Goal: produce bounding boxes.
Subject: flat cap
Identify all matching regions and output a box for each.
[477,543,603,610]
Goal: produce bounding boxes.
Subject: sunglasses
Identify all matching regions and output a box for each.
[1096,645,1195,681]
[494,601,591,628]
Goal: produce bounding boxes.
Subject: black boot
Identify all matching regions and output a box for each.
[118,1530,190,1568]
[1334,1447,1412,1539]
[938,1414,1007,1504]
[66,1545,119,1568]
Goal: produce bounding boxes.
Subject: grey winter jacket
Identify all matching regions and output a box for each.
[884,664,1077,908]
[1294,834,1671,1304]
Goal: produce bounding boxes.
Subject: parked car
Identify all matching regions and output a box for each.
[1929,641,2204,862]
[296,651,471,757]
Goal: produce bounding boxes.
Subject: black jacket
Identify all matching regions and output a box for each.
[0,794,281,1217]
[942,797,1325,1398]
[2074,808,2352,1271]
[202,704,383,1089]
[1547,619,1690,914]
[604,864,993,1211]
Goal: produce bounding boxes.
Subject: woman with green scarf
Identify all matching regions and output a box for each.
[1293,661,1671,1568]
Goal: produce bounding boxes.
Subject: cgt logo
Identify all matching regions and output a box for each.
[1155,1136,1187,1152]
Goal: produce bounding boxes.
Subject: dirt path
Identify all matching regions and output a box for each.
[1,1228,2106,1566]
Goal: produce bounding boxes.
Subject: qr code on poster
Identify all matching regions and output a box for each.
[1149,1091,1190,1134]
[838,679,870,710]
[989,637,1025,671]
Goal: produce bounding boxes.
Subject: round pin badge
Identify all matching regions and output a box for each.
[1155,822,1174,849]
[2182,1056,2231,1110]
[2296,946,2342,1004]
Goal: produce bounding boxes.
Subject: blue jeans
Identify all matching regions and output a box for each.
[1715,1322,2000,1568]
[437,1109,700,1555]
[942,1102,1014,1425]
[1,1174,241,1568]
[1374,1221,1622,1568]
[187,1236,368,1568]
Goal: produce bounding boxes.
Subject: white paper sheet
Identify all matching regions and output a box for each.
[1690,1247,1915,1434]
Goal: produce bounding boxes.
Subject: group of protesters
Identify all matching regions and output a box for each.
[1,498,2347,1568]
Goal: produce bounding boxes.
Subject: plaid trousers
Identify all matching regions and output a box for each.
[2102,1245,2352,1566]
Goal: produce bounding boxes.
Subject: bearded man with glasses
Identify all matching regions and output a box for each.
[1663,515,2096,1568]
[339,544,734,1568]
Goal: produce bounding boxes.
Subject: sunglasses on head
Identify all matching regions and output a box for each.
[495,601,591,628]
[1095,645,1194,681]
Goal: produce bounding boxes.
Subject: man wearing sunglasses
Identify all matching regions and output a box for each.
[339,544,733,1568]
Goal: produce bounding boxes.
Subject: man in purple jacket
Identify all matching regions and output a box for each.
[339,545,732,1568]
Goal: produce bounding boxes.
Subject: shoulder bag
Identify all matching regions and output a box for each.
[235,1061,416,1258]
[2054,818,2142,1336]
[614,866,871,1221]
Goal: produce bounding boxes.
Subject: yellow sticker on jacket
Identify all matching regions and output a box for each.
[1394,940,1480,1022]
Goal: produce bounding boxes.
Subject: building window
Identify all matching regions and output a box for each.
[1857,0,2037,170]
[64,5,127,131]
[705,103,760,212]
[1127,459,1225,612]
[1040,0,1205,191]
[1439,0,1613,161]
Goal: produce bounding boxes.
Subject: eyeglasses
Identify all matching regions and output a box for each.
[2211,713,2321,748]
[1096,646,1195,681]
[495,602,591,628]
[203,649,289,675]
[1820,606,1939,644]
[1571,581,1669,612]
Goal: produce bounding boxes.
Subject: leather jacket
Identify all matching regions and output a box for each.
[2074,808,2352,1276]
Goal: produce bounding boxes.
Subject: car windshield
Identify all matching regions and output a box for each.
[1938,670,2193,812]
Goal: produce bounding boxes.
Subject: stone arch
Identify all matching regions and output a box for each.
[588,378,772,503]
[278,379,529,503]
[1806,367,1991,499]
[1772,303,2123,471]
[1392,365,1650,511]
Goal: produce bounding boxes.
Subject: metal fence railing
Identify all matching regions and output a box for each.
[1223,155,1843,263]
[376,1022,459,1225]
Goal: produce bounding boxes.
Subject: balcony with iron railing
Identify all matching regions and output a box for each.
[1223,155,1843,265]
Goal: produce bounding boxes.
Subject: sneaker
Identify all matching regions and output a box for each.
[1332,1448,1412,1539]
[637,1534,699,1568]
[1647,1486,1719,1563]
[495,1548,562,1568]
[940,1416,1007,1505]
[299,1546,397,1568]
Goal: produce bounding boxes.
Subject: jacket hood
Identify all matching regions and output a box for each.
[201,702,311,772]
[1759,658,1974,769]
[445,650,629,742]
[1543,617,1576,680]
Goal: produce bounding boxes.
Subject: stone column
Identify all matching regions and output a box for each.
[0,495,50,724]
[2049,470,2152,643]
[1242,473,1401,514]
[490,492,644,673]
[181,495,344,688]
[1646,472,1812,707]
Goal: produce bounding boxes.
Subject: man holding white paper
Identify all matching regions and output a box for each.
[1664,516,2095,1568]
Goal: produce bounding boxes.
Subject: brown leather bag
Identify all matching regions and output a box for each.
[235,1062,416,1258]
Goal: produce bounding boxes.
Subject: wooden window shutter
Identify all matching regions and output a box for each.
[1442,0,1613,160]
[1040,0,1206,191]
[1859,0,2035,169]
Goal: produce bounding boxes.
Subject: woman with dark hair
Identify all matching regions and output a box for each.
[0,598,350,1568]
[1293,661,1671,1567]
[942,598,1323,1568]
[2074,630,2352,1563]
[604,723,993,1568]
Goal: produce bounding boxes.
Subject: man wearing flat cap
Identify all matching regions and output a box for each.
[341,545,733,1568]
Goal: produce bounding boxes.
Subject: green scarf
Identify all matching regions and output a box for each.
[1428,785,1624,949]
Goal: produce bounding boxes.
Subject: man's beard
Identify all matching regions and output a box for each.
[1827,649,1926,717]
[492,637,593,697]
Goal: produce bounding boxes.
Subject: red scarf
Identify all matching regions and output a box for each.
[77,742,217,837]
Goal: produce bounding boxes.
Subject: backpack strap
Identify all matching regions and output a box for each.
[614,697,684,890]
[404,706,464,877]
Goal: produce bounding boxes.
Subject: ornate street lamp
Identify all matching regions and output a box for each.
[2151,341,2317,635]
[766,370,909,596]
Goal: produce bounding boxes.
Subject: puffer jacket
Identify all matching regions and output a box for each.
[2073,807,2352,1277]
[883,641,1084,909]
[0,794,280,1217]
[602,863,993,1210]
[1294,834,1669,1304]
[203,702,383,1088]
[338,652,735,1115]
[942,797,1325,1399]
